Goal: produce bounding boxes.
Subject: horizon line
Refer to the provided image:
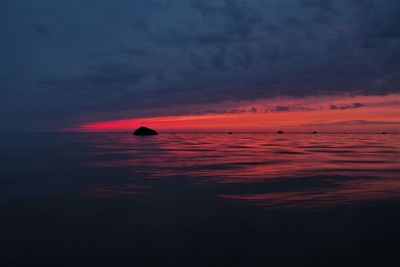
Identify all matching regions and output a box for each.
[0,131,398,134]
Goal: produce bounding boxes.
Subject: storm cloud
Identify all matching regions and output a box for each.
[1,0,399,130]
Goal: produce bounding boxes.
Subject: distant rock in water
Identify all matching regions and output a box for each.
[312,131,318,134]
[381,132,387,134]
[133,127,158,136]
[277,130,284,134]
[228,132,233,134]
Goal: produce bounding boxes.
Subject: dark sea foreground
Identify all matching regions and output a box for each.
[1,132,400,267]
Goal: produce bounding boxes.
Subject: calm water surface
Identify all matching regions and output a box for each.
[87,133,400,207]
[1,133,400,266]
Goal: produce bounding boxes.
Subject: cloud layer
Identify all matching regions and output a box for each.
[1,0,399,130]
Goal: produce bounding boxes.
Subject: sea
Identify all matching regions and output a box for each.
[1,132,400,266]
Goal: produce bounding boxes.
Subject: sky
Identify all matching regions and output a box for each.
[1,0,399,132]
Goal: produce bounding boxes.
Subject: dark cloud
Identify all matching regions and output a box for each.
[265,105,316,112]
[28,22,50,37]
[198,107,257,115]
[153,0,262,47]
[151,29,254,47]
[192,0,262,35]
[89,47,149,59]
[305,120,399,126]
[119,47,148,56]
[329,104,338,110]
[2,0,400,130]
[302,0,338,14]
[275,106,291,112]
[192,104,319,115]
[43,62,148,99]
[329,102,365,110]
[352,102,364,108]
[210,47,228,71]
[349,0,376,10]
[89,51,114,58]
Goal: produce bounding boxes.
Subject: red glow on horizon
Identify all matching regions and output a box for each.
[69,94,400,133]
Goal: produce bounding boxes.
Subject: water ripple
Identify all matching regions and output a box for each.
[85,133,400,208]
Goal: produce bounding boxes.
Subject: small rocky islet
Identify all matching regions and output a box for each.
[133,126,158,136]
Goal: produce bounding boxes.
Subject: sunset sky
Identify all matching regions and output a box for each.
[1,0,399,132]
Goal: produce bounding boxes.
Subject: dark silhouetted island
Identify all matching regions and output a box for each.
[312,131,318,134]
[277,130,284,134]
[133,127,158,136]
[228,132,233,134]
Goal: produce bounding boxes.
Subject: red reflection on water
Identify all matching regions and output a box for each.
[86,133,400,207]
[92,184,151,198]
[220,178,400,209]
